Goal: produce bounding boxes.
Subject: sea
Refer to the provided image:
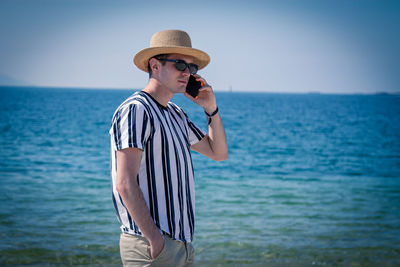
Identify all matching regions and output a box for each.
[0,86,399,267]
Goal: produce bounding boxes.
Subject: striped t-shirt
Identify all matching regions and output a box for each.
[109,91,205,243]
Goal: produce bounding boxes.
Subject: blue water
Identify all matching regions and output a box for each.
[1,86,399,266]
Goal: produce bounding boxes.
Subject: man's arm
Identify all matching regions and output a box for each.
[115,147,164,259]
[186,76,228,161]
[191,108,228,161]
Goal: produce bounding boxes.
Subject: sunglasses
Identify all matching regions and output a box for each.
[156,58,199,75]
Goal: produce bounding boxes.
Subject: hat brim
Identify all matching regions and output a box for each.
[133,46,210,73]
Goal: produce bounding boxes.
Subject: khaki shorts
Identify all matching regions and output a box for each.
[120,232,195,267]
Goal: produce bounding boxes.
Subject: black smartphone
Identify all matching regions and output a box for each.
[186,75,203,98]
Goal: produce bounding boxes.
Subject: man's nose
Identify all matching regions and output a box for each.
[182,67,191,76]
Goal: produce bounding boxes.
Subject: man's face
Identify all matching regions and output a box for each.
[158,53,194,94]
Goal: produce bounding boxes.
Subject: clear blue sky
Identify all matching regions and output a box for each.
[1,0,399,93]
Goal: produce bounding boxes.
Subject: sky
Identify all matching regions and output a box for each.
[0,0,399,94]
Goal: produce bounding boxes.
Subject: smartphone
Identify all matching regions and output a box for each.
[186,75,203,98]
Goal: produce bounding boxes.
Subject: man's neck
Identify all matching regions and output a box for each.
[142,78,173,107]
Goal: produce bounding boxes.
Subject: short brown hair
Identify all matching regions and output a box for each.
[148,54,169,78]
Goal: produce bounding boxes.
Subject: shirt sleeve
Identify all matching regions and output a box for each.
[110,102,151,151]
[183,111,206,146]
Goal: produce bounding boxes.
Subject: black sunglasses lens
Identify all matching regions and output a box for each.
[173,60,198,74]
[188,64,198,74]
[174,61,187,71]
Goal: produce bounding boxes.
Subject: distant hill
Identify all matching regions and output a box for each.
[0,73,31,86]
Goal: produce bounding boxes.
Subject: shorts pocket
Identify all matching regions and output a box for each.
[120,233,152,262]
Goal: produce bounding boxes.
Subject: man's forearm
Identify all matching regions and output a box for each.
[117,175,164,259]
[206,110,228,161]
[118,177,161,240]
[115,148,164,258]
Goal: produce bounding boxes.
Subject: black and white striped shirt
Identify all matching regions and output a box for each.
[109,91,205,243]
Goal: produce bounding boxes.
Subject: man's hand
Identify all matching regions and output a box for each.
[184,75,217,113]
[148,232,165,259]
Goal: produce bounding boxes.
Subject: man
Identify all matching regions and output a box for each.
[109,29,228,266]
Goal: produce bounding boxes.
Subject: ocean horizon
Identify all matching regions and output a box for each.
[2,85,400,95]
[1,86,399,266]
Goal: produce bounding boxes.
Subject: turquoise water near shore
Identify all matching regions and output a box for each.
[0,86,399,266]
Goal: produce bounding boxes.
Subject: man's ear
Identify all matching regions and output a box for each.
[149,58,159,73]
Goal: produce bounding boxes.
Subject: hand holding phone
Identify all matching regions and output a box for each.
[186,75,203,98]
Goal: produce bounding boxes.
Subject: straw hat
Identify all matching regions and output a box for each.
[134,30,210,73]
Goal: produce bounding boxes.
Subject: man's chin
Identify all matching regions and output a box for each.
[176,85,187,93]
